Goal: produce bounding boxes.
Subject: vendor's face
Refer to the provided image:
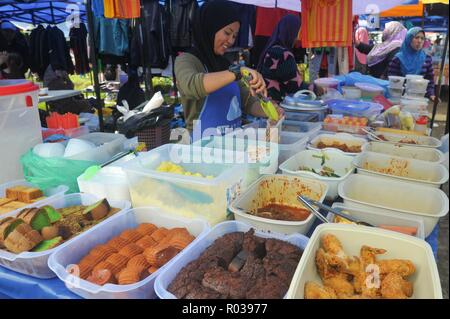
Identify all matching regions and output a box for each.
[214,22,240,56]
[411,32,425,51]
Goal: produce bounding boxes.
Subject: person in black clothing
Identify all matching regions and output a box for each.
[354,21,407,79]
[0,52,24,79]
[0,21,29,78]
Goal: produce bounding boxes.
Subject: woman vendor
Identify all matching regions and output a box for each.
[388,27,436,101]
[174,0,283,140]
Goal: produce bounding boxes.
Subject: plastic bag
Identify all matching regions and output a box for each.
[335,72,389,91]
[20,150,97,193]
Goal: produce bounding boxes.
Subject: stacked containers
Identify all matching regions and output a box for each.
[405,75,429,99]
[388,76,405,99]
[0,80,41,184]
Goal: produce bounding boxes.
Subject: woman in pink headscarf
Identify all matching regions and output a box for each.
[354,27,369,74]
[355,21,407,79]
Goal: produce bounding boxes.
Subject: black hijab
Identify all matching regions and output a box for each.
[190,0,239,72]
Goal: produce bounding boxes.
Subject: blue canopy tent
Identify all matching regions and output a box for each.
[0,0,86,25]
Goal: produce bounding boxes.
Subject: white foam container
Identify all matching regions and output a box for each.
[48,207,209,299]
[123,144,247,226]
[370,131,442,148]
[154,220,309,299]
[353,151,449,188]
[327,203,425,239]
[361,141,445,163]
[229,175,328,235]
[0,179,69,218]
[338,174,449,237]
[64,132,127,163]
[308,133,367,156]
[225,128,309,165]
[286,223,442,299]
[0,193,131,278]
[279,149,354,200]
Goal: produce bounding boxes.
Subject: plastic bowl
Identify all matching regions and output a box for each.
[33,142,66,158]
[314,77,339,89]
[63,138,96,158]
[388,76,405,89]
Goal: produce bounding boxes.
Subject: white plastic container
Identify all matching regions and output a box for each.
[229,175,328,235]
[314,77,339,90]
[388,76,405,89]
[370,131,442,148]
[361,141,445,163]
[341,86,362,99]
[281,120,322,139]
[0,179,69,218]
[225,128,309,165]
[406,74,424,81]
[154,220,309,299]
[353,151,449,188]
[286,223,442,299]
[327,203,425,239]
[355,82,385,99]
[406,78,429,92]
[64,133,127,163]
[389,87,403,98]
[308,133,367,156]
[404,90,426,99]
[77,166,131,202]
[440,134,449,171]
[279,149,354,200]
[0,193,131,278]
[0,80,41,184]
[123,144,247,226]
[48,207,209,299]
[338,174,449,237]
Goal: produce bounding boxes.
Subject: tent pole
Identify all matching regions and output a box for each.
[430,29,448,134]
[50,2,55,24]
[86,0,104,132]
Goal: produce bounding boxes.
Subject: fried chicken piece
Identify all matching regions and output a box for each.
[321,234,347,258]
[360,245,386,266]
[304,281,337,299]
[315,248,348,280]
[377,259,416,278]
[323,274,354,298]
[380,273,413,299]
[351,259,381,298]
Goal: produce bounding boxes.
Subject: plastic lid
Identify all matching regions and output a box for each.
[314,77,339,87]
[354,82,384,92]
[0,79,39,96]
[327,99,384,112]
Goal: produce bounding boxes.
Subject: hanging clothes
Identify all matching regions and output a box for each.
[47,26,75,74]
[93,16,130,57]
[70,23,91,75]
[168,0,198,49]
[141,0,171,69]
[254,7,298,37]
[301,0,353,48]
[29,25,45,75]
[104,0,141,19]
[92,0,105,17]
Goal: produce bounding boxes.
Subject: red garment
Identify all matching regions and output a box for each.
[255,7,298,37]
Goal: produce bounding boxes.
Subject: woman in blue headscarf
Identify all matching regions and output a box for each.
[388,27,436,101]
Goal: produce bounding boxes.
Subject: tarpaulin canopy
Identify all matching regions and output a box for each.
[228,0,419,14]
[380,0,424,17]
[0,0,86,25]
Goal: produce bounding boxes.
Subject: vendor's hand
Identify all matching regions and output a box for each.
[430,95,440,104]
[241,67,267,97]
[275,104,285,119]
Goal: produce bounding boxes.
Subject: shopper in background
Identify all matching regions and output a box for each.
[257,14,315,103]
[354,27,369,74]
[355,21,407,79]
[0,21,29,77]
[388,27,436,101]
[0,52,25,79]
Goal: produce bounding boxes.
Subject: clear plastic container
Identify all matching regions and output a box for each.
[0,193,131,278]
[322,115,369,135]
[355,82,385,99]
[0,179,69,218]
[361,141,445,163]
[281,120,322,139]
[388,76,405,89]
[341,86,362,99]
[0,81,41,184]
[229,175,328,235]
[64,133,127,163]
[123,144,247,226]
[405,89,426,99]
[308,133,367,156]
[369,131,442,148]
[314,77,339,90]
[406,78,429,92]
[328,99,384,120]
[279,149,354,200]
[154,220,309,299]
[286,223,442,299]
[48,207,210,299]
[42,126,89,140]
[353,151,449,188]
[388,87,403,98]
[328,203,425,239]
[338,174,449,237]
[225,128,309,165]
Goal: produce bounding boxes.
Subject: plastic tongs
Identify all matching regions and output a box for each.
[241,68,279,121]
[297,195,374,227]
